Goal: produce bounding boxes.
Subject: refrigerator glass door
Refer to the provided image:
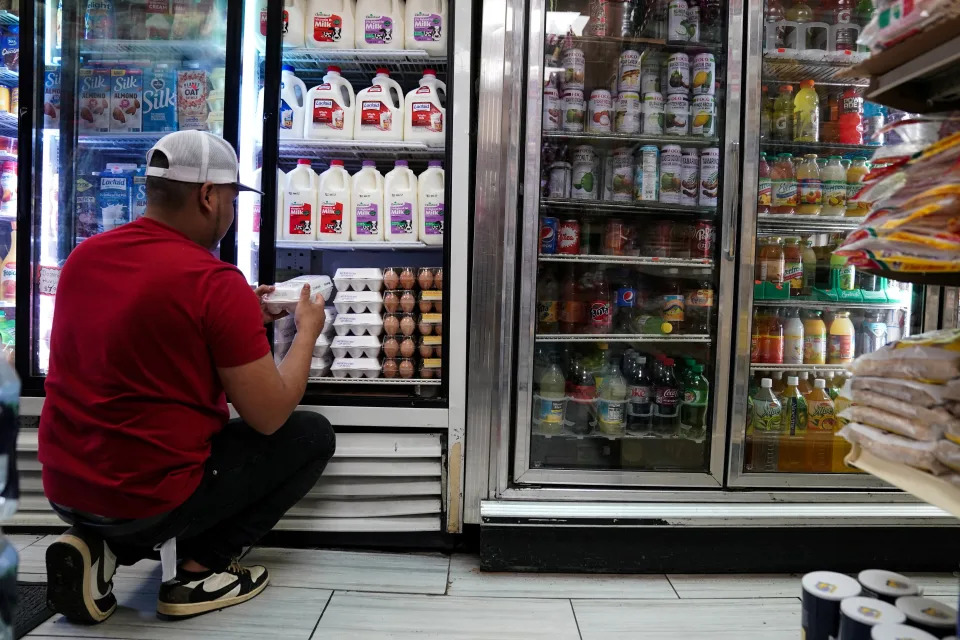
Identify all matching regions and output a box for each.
[0,5,16,374]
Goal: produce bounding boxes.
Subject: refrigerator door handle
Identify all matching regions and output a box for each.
[722,141,740,261]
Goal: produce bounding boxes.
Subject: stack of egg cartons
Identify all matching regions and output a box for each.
[380,266,443,380]
[330,269,385,379]
[264,275,336,378]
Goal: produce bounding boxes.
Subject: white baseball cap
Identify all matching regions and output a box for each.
[145,130,261,194]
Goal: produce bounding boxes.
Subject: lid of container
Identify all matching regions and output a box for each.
[802,571,862,602]
[841,597,906,626]
[282,64,295,72]
[395,160,408,167]
[376,67,390,75]
[297,158,311,165]
[787,376,798,386]
[664,358,674,366]
[801,79,815,88]
[760,378,772,388]
[423,68,437,76]
[858,570,920,600]
[896,597,957,629]
[328,65,342,74]
[428,160,443,168]
[780,84,793,91]
[871,624,938,640]
[362,160,375,167]
[331,160,344,166]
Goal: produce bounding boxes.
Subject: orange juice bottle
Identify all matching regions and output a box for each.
[802,310,827,365]
[845,156,870,217]
[827,311,855,365]
[771,153,797,215]
[806,378,836,472]
[796,154,822,215]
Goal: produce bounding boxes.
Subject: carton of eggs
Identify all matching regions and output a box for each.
[333,313,384,337]
[262,275,334,314]
[333,268,384,292]
[330,358,382,379]
[331,335,382,358]
[333,291,384,314]
[313,333,331,358]
[322,306,337,335]
[309,355,332,377]
[381,357,416,379]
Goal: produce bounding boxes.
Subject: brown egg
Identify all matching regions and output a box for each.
[383,268,399,290]
[383,291,399,313]
[418,319,433,335]
[399,359,414,379]
[420,366,434,379]
[434,269,443,289]
[383,336,399,358]
[436,319,443,335]
[383,314,400,336]
[400,337,416,358]
[419,342,433,358]
[400,314,416,336]
[399,267,416,289]
[382,359,398,378]
[400,290,416,313]
[418,296,432,313]
[417,267,434,290]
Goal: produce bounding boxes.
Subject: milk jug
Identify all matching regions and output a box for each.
[354,68,403,140]
[279,65,307,139]
[306,0,355,48]
[404,69,445,144]
[405,0,446,55]
[252,167,285,234]
[284,159,318,241]
[317,160,351,242]
[418,160,443,245]
[384,160,418,242]
[282,0,306,47]
[304,67,355,139]
[351,160,384,240]
[355,0,404,49]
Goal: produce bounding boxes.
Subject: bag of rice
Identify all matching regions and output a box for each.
[850,376,960,407]
[839,422,949,474]
[847,389,960,432]
[847,329,960,383]
[935,439,960,472]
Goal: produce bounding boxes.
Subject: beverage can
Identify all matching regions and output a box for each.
[659,144,682,204]
[561,48,585,89]
[604,219,627,256]
[691,219,715,258]
[685,2,700,42]
[571,145,599,200]
[540,216,559,254]
[641,91,664,134]
[680,147,699,206]
[667,0,690,42]
[542,83,561,132]
[665,53,690,96]
[634,145,659,201]
[691,53,715,96]
[618,49,641,93]
[614,91,641,134]
[649,220,673,257]
[561,88,585,132]
[586,0,610,37]
[587,89,613,133]
[640,53,660,95]
[665,93,689,135]
[691,94,716,136]
[558,219,581,254]
[610,147,634,202]
[698,147,720,207]
[547,161,571,198]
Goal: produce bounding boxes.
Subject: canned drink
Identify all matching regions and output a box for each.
[634,145,659,201]
[614,91,641,133]
[561,48,585,89]
[586,0,610,36]
[543,83,561,132]
[602,150,615,201]
[691,94,716,136]
[649,220,674,257]
[699,147,720,207]
[686,2,700,42]
[692,53,715,96]
[540,217,559,254]
[659,144,682,204]
[571,145,599,200]
[558,219,581,254]
[640,53,660,94]
[581,218,602,254]
[665,52,690,95]
[562,88,585,132]
[610,147,634,202]
[548,161,572,198]
[641,91,664,134]
[667,0,691,42]
[604,219,627,256]
[680,147,699,206]
[690,219,715,258]
[587,89,613,133]
[665,94,690,135]
[617,49,641,93]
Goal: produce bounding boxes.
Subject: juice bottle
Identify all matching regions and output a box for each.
[760,236,785,285]
[801,237,817,295]
[782,237,803,296]
[806,378,836,472]
[771,153,797,215]
[797,371,812,398]
[750,378,782,472]
[771,370,787,397]
[796,154,822,215]
[802,309,827,364]
[837,88,863,144]
[760,85,772,140]
[751,306,764,362]
[778,375,808,472]
[830,249,855,291]
[793,79,819,142]
[786,1,813,22]
[820,156,846,216]
[763,310,784,365]
[772,85,793,142]
[757,152,772,214]
[783,307,804,365]
[845,156,870,217]
[828,310,855,365]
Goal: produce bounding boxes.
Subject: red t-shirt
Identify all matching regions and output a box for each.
[38,217,270,519]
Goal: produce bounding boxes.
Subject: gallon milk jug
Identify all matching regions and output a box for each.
[384,160,419,242]
[306,0,355,48]
[351,160,384,241]
[284,159,318,241]
[418,160,444,245]
[404,69,445,144]
[355,0,404,49]
[282,0,306,48]
[354,68,403,140]
[279,65,307,139]
[252,167,285,234]
[405,0,446,55]
[317,160,351,242]
[304,66,355,139]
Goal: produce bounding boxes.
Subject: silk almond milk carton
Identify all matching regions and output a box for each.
[78,67,110,133]
[142,65,178,132]
[110,68,143,133]
[177,68,210,131]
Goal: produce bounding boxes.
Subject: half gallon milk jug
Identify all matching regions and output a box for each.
[284,159,318,241]
[283,0,306,48]
[404,69,445,144]
[306,0,355,48]
[418,160,444,245]
[317,160,351,242]
[354,68,403,140]
[351,160,384,240]
[279,65,307,139]
[384,160,418,242]
[405,0,446,55]
[355,0,404,49]
[252,167,285,234]
[304,66,355,139]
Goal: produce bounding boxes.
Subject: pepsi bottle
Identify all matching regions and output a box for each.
[615,275,636,333]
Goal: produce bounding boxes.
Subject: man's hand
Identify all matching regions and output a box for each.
[255,284,286,324]
[294,284,326,339]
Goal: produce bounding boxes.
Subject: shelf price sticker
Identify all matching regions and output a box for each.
[38,264,61,297]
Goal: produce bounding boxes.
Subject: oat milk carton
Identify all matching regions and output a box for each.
[177,67,210,131]
[142,64,178,132]
[43,68,61,128]
[78,67,111,133]
[110,67,143,132]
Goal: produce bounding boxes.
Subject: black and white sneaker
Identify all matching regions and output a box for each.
[45,527,118,624]
[156,560,269,620]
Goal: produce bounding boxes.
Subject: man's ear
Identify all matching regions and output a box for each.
[198,182,216,216]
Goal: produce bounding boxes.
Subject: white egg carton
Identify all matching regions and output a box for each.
[333,291,384,314]
[322,306,337,335]
[309,355,332,377]
[275,316,297,343]
[262,275,334,315]
[333,268,383,292]
[331,335,382,358]
[333,313,384,337]
[330,357,382,379]
[313,333,331,358]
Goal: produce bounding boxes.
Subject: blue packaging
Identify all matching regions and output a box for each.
[142,64,178,132]
[76,174,99,241]
[132,166,147,220]
[98,170,132,233]
[540,216,558,254]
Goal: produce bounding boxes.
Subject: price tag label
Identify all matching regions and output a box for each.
[38,265,61,296]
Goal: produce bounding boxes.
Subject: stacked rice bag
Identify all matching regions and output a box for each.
[838,329,960,482]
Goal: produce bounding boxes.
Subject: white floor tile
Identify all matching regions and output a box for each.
[243,547,450,595]
[7,534,44,551]
[667,574,802,599]
[312,591,581,640]
[573,597,801,640]
[448,554,677,599]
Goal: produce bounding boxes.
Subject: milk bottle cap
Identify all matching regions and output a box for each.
[331,159,344,167]
[423,69,437,77]
[395,160,408,167]
[362,160,376,167]
[297,158,311,166]
[328,65,342,74]
[376,68,390,75]
[283,64,295,73]
[428,160,442,168]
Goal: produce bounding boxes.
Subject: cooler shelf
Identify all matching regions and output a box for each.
[760,140,879,156]
[543,133,720,149]
[80,39,226,63]
[756,214,863,235]
[535,333,712,343]
[281,48,447,83]
[541,198,716,217]
[753,298,906,310]
[763,50,868,83]
[0,112,16,137]
[276,240,437,251]
[78,132,163,154]
[533,429,706,444]
[538,254,713,268]
[749,363,847,373]
[278,139,444,162]
[309,377,441,386]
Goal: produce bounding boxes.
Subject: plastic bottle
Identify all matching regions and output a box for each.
[783,237,803,296]
[252,167,286,236]
[798,371,813,397]
[837,88,863,144]
[793,79,819,142]
[833,0,856,51]
[757,152,772,214]
[765,0,786,48]
[355,0,405,49]
[845,156,869,217]
[762,307,784,365]
[862,101,885,145]
[351,160,384,240]
[830,248,856,291]
[404,69,446,143]
[587,270,613,334]
[597,360,627,436]
[751,307,764,363]
[626,354,654,435]
[306,0,356,48]
[661,279,684,334]
[783,307,804,365]
[778,375,808,472]
[772,85,793,142]
[786,0,812,22]
[416,160,444,245]
[796,154,821,215]
[283,159,318,241]
[750,378,782,473]
[537,268,559,334]
[283,0,307,47]
[405,0,446,55]
[304,66,356,139]
[654,357,681,436]
[316,159,351,242]
[804,378,835,472]
[820,156,846,216]
[680,363,709,439]
[760,86,771,141]
[354,68,403,140]
[828,310,855,365]
[0,162,15,220]
[559,266,583,333]
[801,238,817,295]
[384,160,419,242]
[537,360,566,434]
[0,222,14,304]
[279,65,307,139]
[566,353,596,435]
[771,153,797,215]
[803,309,827,364]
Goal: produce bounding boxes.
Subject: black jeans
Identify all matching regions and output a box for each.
[73,411,336,572]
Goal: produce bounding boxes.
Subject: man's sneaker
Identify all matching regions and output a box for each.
[45,527,118,624]
[156,560,269,620]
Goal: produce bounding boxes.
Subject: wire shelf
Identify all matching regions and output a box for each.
[756,214,863,235]
[78,132,163,155]
[282,48,446,83]
[543,133,720,149]
[80,39,227,63]
[276,240,439,251]
[538,253,713,268]
[763,50,869,82]
[0,111,16,137]
[541,198,716,217]
[535,333,712,343]
[761,140,879,157]
[0,11,18,26]
[308,376,441,385]
[0,68,16,88]
[278,138,444,162]
[533,429,707,444]
[753,298,907,310]
[750,363,847,373]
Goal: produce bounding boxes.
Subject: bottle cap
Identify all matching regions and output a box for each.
[815,379,825,388]
[297,158,311,165]
[664,358,674,366]
[787,376,798,386]
[328,65,342,74]
[376,67,390,75]
[801,79,814,88]
[761,378,772,388]
[331,160,344,166]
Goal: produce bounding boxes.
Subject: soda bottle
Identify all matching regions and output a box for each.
[757,152,772,214]
[765,0,786,48]
[626,353,654,435]
[587,269,614,334]
[778,375,808,472]
[536,359,567,434]
[685,279,713,335]
[680,363,709,439]
[749,378,783,472]
[837,88,863,144]
[565,354,596,435]
[793,79,819,142]
[537,267,560,333]
[834,0,857,51]
[653,357,681,436]
[614,272,637,333]
[597,359,627,436]
[661,279,685,334]
[559,266,584,333]
[652,353,666,385]
[772,85,794,141]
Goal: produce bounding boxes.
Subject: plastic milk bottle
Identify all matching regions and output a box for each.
[418,160,444,245]
[317,160,351,242]
[282,0,306,48]
[304,66,355,139]
[354,68,403,140]
[351,160,384,240]
[404,69,445,143]
[405,0,446,55]
[355,0,404,49]
[279,65,307,139]
[306,0,355,48]
[284,159,318,241]
[384,160,418,242]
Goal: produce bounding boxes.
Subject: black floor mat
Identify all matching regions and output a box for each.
[15,582,53,640]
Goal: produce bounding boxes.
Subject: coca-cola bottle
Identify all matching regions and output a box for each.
[625,353,654,435]
[565,354,596,435]
[587,269,614,334]
[653,357,681,436]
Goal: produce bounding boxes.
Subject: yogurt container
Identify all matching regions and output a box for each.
[331,335,383,358]
[262,275,334,314]
[330,357,382,379]
[333,267,384,292]
[333,291,384,314]
[333,313,384,336]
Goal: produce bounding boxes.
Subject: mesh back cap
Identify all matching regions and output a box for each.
[145,131,261,193]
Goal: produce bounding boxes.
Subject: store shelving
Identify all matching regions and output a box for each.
[281,48,447,82]
[538,254,713,268]
[567,35,723,55]
[536,333,712,343]
[756,214,863,235]
[541,198,716,217]
[80,39,226,62]
[543,132,720,149]
[533,429,706,444]
[78,133,163,154]
[749,363,847,374]
[763,50,868,82]
[309,376,441,386]
[276,240,437,251]
[277,139,444,162]
[753,298,907,310]
[760,140,879,156]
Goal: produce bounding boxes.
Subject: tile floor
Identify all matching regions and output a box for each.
[10,534,957,639]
